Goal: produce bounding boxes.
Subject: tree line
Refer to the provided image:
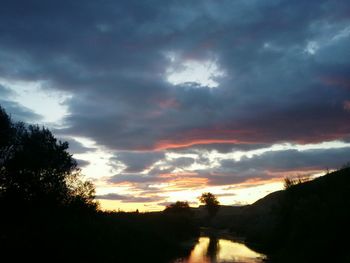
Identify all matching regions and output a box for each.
[0,106,97,211]
[0,105,219,262]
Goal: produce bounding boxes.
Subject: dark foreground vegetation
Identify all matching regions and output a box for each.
[1,207,198,262]
[0,106,198,262]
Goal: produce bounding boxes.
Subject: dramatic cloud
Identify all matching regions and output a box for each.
[64,138,96,154]
[105,145,350,194]
[111,151,164,173]
[1,0,349,151]
[1,0,350,208]
[74,158,90,168]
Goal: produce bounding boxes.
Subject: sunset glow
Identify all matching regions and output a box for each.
[1,0,350,212]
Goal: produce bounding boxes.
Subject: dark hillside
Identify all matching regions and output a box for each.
[230,167,350,262]
[196,167,350,262]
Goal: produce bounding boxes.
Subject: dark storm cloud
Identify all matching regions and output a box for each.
[183,143,271,153]
[198,171,267,186]
[0,0,350,151]
[111,151,165,173]
[108,173,164,184]
[168,157,196,168]
[64,138,96,154]
[74,158,90,168]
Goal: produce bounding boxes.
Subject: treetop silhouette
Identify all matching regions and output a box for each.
[0,106,97,210]
[199,192,220,219]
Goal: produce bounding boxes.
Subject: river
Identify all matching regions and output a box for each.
[170,236,266,263]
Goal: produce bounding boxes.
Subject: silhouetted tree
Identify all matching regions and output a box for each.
[0,106,12,151]
[284,175,310,190]
[164,201,192,214]
[283,177,295,189]
[0,106,97,209]
[199,192,220,219]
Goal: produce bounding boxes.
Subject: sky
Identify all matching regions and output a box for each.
[1,0,350,211]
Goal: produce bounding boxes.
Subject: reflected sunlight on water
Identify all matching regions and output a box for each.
[172,237,266,263]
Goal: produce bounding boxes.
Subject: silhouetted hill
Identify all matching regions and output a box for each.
[190,167,350,262]
[250,190,285,210]
[229,167,350,262]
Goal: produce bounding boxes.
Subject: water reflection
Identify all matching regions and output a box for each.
[172,236,266,263]
[206,236,219,262]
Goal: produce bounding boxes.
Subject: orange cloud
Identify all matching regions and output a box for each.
[154,138,242,150]
[158,172,208,190]
[152,127,253,150]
